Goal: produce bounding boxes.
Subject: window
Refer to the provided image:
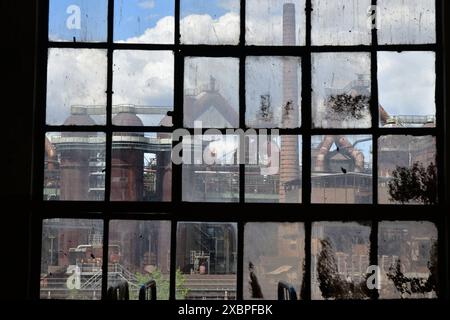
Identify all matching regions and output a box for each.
[34,0,445,303]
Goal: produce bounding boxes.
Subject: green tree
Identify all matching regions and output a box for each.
[388,162,437,205]
[133,268,189,300]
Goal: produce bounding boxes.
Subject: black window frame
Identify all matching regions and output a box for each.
[30,0,449,302]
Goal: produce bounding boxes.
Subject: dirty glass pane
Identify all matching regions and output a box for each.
[49,0,108,42]
[184,57,239,128]
[312,52,371,128]
[46,48,107,126]
[246,56,301,128]
[378,0,436,45]
[312,222,371,300]
[111,133,172,202]
[246,0,306,46]
[378,52,435,128]
[180,0,240,45]
[182,135,239,202]
[176,222,237,300]
[311,0,372,45]
[245,136,302,203]
[378,135,437,205]
[244,223,305,300]
[113,50,174,127]
[379,221,438,299]
[40,219,103,300]
[108,220,171,300]
[114,0,174,44]
[311,135,372,204]
[44,132,106,201]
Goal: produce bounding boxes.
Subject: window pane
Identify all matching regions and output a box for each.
[378,52,435,128]
[176,222,237,300]
[245,136,302,203]
[111,132,172,201]
[311,135,372,204]
[378,135,437,204]
[44,132,106,201]
[114,0,174,44]
[46,48,107,125]
[246,0,305,46]
[379,221,438,299]
[184,57,239,128]
[246,56,301,128]
[40,219,103,300]
[180,0,240,45]
[312,52,371,128]
[244,222,305,300]
[113,50,174,126]
[182,135,239,202]
[378,0,436,45]
[108,220,171,300]
[312,222,371,300]
[311,0,372,45]
[49,0,108,42]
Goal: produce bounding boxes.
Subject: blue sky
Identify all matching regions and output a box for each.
[49,0,232,42]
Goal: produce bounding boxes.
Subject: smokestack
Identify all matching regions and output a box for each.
[279,2,300,203]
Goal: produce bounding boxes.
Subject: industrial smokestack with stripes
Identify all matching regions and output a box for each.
[279,2,301,202]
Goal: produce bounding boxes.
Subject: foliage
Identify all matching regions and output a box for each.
[388,162,437,205]
[317,238,370,299]
[386,241,438,297]
[133,268,189,300]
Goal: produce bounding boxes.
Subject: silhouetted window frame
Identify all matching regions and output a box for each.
[31,0,448,302]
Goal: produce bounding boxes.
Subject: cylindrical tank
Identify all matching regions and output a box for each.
[111,112,144,201]
[59,114,96,200]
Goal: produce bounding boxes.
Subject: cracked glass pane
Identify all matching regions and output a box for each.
[378,0,436,45]
[246,56,301,128]
[311,0,372,45]
[176,222,237,300]
[182,135,239,203]
[246,0,306,46]
[184,57,239,128]
[378,135,437,205]
[311,135,372,204]
[113,50,174,127]
[110,132,172,202]
[312,52,371,128]
[49,0,108,42]
[244,222,305,300]
[379,221,438,299]
[44,132,106,201]
[312,222,371,300]
[114,0,175,44]
[46,48,107,126]
[40,219,104,300]
[108,220,171,300]
[378,51,436,128]
[180,0,240,45]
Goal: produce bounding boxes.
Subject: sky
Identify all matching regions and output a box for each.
[46,0,437,130]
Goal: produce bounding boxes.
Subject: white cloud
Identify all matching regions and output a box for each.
[46,48,107,125]
[45,4,436,129]
[378,51,435,117]
[180,12,240,45]
[138,0,155,9]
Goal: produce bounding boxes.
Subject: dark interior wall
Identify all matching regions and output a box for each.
[0,0,36,300]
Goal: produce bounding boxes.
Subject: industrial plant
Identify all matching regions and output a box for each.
[40,2,437,300]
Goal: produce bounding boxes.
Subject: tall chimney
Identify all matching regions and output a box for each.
[279,2,300,203]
